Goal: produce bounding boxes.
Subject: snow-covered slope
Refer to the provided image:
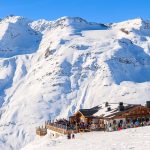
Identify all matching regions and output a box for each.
[22,126,150,150]
[0,16,42,57]
[0,16,150,149]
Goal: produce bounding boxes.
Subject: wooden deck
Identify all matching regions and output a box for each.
[46,124,78,134]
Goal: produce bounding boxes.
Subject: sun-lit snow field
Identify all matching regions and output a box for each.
[0,15,150,149]
[22,126,150,150]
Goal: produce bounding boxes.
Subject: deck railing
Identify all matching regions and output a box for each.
[46,124,78,134]
[45,120,77,134]
[36,120,78,136]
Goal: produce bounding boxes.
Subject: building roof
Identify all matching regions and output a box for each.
[93,103,141,119]
[104,105,140,119]
[79,106,101,117]
[71,102,146,119]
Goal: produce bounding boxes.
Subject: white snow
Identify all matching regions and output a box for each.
[0,15,150,149]
[22,126,150,150]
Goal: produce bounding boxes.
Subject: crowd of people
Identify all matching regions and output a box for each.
[47,119,76,130]
[46,117,150,134]
[75,122,91,131]
[105,118,150,132]
[47,119,92,131]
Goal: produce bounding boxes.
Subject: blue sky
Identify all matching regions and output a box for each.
[0,0,149,23]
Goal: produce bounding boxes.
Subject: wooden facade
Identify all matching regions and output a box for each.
[69,109,104,131]
[105,105,150,120]
[70,104,150,131]
[46,124,78,135]
[69,111,93,124]
[103,105,150,131]
[36,127,47,136]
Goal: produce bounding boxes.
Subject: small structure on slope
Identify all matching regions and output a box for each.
[36,126,47,136]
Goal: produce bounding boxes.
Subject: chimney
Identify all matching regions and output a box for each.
[119,102,123,106]
[105,102,109,107]
[118,102,124,111]
[146,101,150,108]
[107,107,111,111]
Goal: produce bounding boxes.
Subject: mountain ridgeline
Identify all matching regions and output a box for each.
[0,15,150,149]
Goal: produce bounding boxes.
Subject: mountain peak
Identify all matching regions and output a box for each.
[112,17,150,32]
[51,16,108,30]
[2,15,31,25]
[55,16,88,25]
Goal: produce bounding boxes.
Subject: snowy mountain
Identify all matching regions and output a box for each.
[0,15,150,149]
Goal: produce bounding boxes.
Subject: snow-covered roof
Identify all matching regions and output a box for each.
[72,103,140,119]
[93,103,140,118]
[79,106,101,117]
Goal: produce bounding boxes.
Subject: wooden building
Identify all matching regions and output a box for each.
[69,101,150,132]
[69,106,101,123]
[36,126,47,136]
[101,101,150,131]
[105,105,150,120]
[69,106,105,131]
[36,101,150,136]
